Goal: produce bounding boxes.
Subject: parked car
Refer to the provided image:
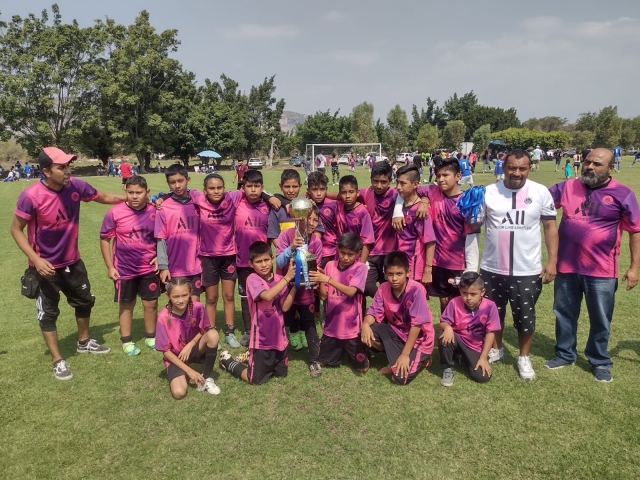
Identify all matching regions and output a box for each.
[563,148,577,157]
[248,157,263,169]
[626,147,639,155]
[288,155,305,167]
[338,154,350,165]
[364,152,389,163]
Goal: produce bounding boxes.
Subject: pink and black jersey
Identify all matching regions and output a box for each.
[336,202,375,248]
[197,190,244,257]
[417,185,479,271]
[155,302,211,367]
[440,297,501,353]
[235,198,270,268]
[367,280,434,355]
[14,178,98,268]
[154,195,201,277]
[316,198,339,258]
[323,260,368,339]
[275,227,323,305]
[360,187,398,256]
[100,203,157,280]
[549,178,640,278]
[396,202,436,281]
[246,273,289,350]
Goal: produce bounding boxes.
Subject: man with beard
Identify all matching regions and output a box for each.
[480,149,558,381]
[544,148,640,382]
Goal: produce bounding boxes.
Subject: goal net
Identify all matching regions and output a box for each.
[305,143,382,171]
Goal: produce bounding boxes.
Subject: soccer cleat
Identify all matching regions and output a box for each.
[544,357,575,370]
[239,331,250,347]
[517,356,536,380]
[198,377,221,395]
[53,360,73,381]
[487,347,503,364]
[225,333,241,349]
[289,332,303,351]
[593,367,613,383]
[309,361,322,378]
[77,339,111,354]
[441,368,454,387]
[219,350,232,370]
[122,342,141,356]
[144,338,156,350]
[299,331,308,349]
[234,350,250,363]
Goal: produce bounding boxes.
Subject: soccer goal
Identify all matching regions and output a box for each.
[305,143,382,171]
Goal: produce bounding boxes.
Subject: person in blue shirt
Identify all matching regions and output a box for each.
[494,153,505,182]
[457,153,474,188]
[631,151,640,168]
[23,162,33,180]
[612,145,622,172]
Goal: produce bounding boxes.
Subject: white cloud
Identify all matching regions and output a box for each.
[330,50,378,66]
[323,10,346,21]
[568,17,635,38]
[221,24,300,39]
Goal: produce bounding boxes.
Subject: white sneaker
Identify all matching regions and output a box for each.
[198,377,221,395]
[487,347,503,364]
[517,356,535,380]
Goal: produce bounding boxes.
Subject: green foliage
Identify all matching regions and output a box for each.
[0,138,28,162]
[349,102,377,144]
[492,128,570,150]
[471,124,492,151]
[570,130,596,151]
[384,104,409,157]
[414,123,439,152]
[575,106,622,148]
[522,116,569,132]
[295,110,350,151]
[442,120,466,150]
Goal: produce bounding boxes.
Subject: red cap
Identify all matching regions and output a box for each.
[38,147,77,169]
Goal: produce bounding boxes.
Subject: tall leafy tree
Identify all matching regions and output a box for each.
[385,104,409,157]
[442,120,466,150]
[471,124,492,152]
[414,123,439,153]
[571,130,595,151]
[295,110,351,152]
[350,102,377,144]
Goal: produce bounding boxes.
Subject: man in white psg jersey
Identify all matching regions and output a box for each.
[479,149,559,381]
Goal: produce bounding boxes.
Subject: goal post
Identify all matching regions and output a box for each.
[305,143,382,171]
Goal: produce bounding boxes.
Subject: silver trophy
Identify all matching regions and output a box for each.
[289,197,317,288]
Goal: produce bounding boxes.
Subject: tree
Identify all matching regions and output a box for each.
[630,116,640,146]
[0,138,28,162]
[0,5,105,155]
[574,106,622,148]
[295,110,351,152]
[571,130,595,151]
[442,120,466,150]
[522,116,568,132]
[620,119,636,150]
[385,105,409,157]
[462,105,520,138]
[471,124,492,152]
[350,102,377,144]
[414,124,439,153]
[443,91,478,122]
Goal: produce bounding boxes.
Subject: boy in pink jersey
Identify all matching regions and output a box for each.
[155,277,221,398]
[395,165,436,286]
[438,272,501,387]
[310,233,370,373]
[100,176,160,356]
[307,171,339,267]
[11,147,125,380]
[276,206,323,375]
[155,164,203,302]
[361,252,435,385]
[335,175,374,264]
[219,241,297,384]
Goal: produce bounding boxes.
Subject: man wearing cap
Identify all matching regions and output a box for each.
[544,148,640,382]
[11,147,126,380]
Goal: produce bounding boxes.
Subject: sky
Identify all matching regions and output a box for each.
[2,0,640,123]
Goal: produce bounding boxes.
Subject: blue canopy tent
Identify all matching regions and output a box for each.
[197,150,221,158]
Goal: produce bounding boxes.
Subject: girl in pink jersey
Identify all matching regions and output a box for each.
[155,277,221,398]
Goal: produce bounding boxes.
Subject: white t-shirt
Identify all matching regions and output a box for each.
[532,148,543,161]
[316,154,326,169]
[480,179,557,276]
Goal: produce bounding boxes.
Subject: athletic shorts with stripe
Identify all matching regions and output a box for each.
[247,348,288,385]
[480,269,542,335]
[370,322,429,385]
[114,272,161,303]
[318,335,369,370]
[236,266,254,298]
[166,342,205,383]
[428,266,463,298]
[201,255,238,287]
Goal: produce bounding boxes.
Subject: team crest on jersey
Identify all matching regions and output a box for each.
[227,264,235,274]
[381,200,390,208]
[405,300,413,309]
[480,314,488,323]
[351,217,360,226]
[405,215,412,224]
[323,208,331,217]
[451,206,460,214]
[260,206,268,215]
[150,213,156,221]
[524,197,533,205]
[602,195,613,206]
[346,274,354,283]
[220,200,229,209]
[71,192,80,201]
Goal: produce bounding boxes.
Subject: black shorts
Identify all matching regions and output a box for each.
[364,255,386,298]
[201,255,238,286]
[166,343,205,383]
[176,274,203,296]
[37,259,96,332]
[318,335,369,370]
[428,266,463,298]
[320,256,333,268]
[122,177,130,184]
[370,322,430,385]
[247,348,288,385]
[237,266,254,297]
[480,269,542,335]
[114,272,161,302]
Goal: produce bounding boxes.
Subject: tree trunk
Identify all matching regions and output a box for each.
[145,152,151,172]
[136,151,147,174]
[99,153,110,166]
[266,137,276,167]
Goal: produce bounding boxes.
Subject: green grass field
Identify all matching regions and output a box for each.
[1,158,640,479]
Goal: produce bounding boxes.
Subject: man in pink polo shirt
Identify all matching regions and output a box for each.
[11,147,125,380]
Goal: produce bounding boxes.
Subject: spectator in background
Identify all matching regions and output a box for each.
[573,151,581,177]
[303,156,311,184]
[630,151,640,168]
[233,158,248,190]
[23,162,33,180]
[412,151,423,180]
[119,158,133,190]
[612,145,622,172]
[555,150,563,172]
[481,149,490,173]
[531,145,544,172]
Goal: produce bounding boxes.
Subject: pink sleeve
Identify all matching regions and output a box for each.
[74,179,99,202]
[421,216,437,244]
[311,237,323,258]
[621,191,640,233]
[351,263,367,293]
[246,274,267,302]
[548,182,564,209]
[14,191,34,221]
[439,300,456,327]
[408,285,430,326]
[275,230,290,255]
[367,290,385,322]
[99,209,116,239]
[197,303,212,331]
[154,313,171,352]
[359,210,375,245]
[416,185,433,198]
[228,190,244,207]
[154,209,167,239]
[486,302,502,333]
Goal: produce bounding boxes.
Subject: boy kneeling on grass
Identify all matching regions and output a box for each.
[361,251,434,385]
[438,271,501,387]
[219,241,297,385]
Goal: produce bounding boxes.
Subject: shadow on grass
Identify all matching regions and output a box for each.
[609,340,640,364]
[45,321,118,358]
